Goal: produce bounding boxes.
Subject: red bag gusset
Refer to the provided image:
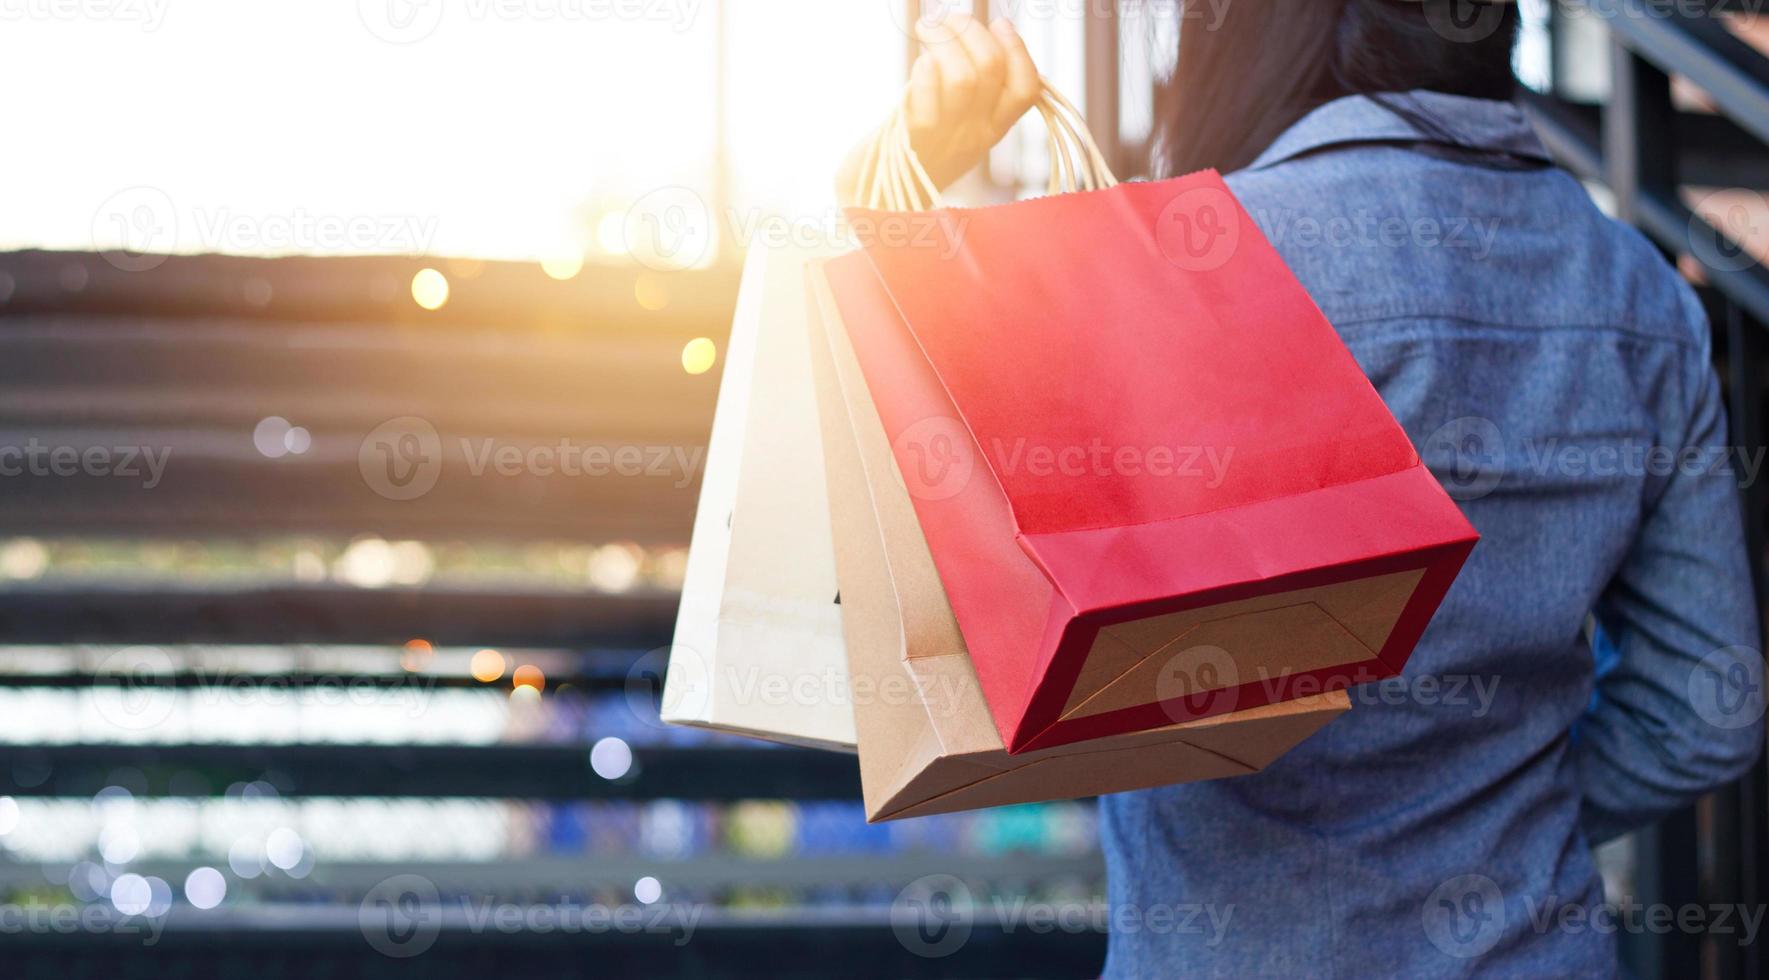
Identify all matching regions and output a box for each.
[828,169,1478,754]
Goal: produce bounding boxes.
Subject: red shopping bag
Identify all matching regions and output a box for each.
[828,169,1478,754]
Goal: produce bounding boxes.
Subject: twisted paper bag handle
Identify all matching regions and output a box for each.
[851,78,1118,212]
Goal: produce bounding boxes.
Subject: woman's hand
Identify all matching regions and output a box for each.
[838,14,1041,206]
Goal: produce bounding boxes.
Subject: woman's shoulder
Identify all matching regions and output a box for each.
[1221,150,1707,352]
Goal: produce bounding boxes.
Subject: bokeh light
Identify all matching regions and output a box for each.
[541,253,585,280]
[110,873,152,915]
[184,866,226,910]
[512,664,545,693]
[411,268,450,310]
[470,649,507,683]
[634,275,669,311]
[266,827,305,871]
[227,838,264,879]
[401,638,435,672]
[681,338,717,375]
[590,737,634,781]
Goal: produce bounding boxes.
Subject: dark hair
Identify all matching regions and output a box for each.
[1152,0,1521,177]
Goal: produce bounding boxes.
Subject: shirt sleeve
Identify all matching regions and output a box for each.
[1574,301,1765,845]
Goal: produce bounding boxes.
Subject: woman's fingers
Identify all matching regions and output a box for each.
[952,15,1006,128]
[906,52,942,135]
[914,13,1040,136]
[990,18,1041,132]
[915,14,979,123]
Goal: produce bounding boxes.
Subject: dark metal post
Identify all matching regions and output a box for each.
[1604,41,1677,225]
[1724,300,1768,980]
[1083,0,1121,177]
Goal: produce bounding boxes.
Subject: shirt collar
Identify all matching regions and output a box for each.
[1245,89,1552,171]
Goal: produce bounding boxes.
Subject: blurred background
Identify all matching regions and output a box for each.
[0,1,1767,977]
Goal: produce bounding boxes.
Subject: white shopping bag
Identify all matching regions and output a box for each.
[662,239,855,751]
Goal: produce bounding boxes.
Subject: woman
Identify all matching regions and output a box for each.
[847,3,1764,976]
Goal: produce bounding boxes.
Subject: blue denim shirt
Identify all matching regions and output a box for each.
[1100,91,1765,978]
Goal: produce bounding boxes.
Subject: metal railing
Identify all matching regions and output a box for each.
[0,246,1108,977]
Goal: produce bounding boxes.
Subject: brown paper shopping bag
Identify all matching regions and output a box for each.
[807,259,1350,821]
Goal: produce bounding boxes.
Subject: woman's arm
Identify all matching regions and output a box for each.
[1574,296,1765,844]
